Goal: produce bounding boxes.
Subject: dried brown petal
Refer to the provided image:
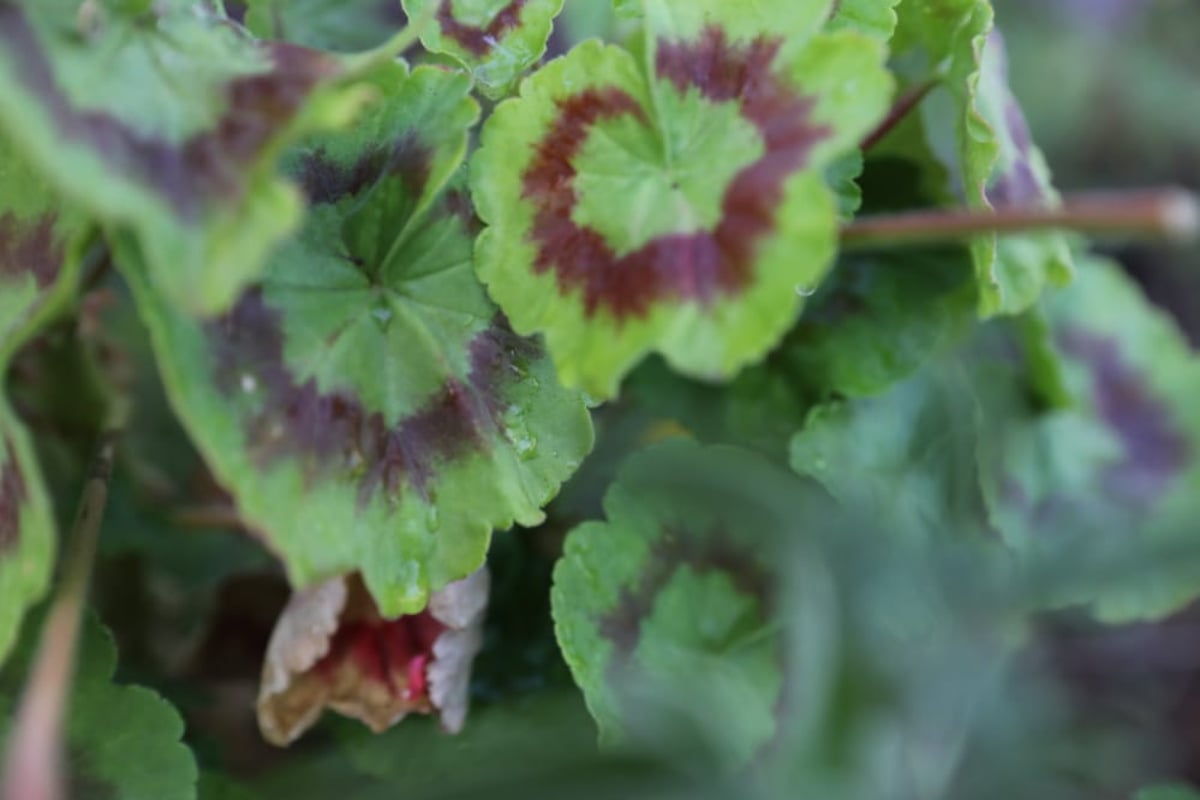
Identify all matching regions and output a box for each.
[256,568,488,746]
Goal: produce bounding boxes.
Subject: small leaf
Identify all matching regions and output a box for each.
[0,611,198,799]
[552,440,808,765]
[401,0,565,98]
[258,568,488,745]
[126,63,593,614]
[472,0,893,397]
[0,0,371,315]
[889,2,1073,315]
[245,0,407,52]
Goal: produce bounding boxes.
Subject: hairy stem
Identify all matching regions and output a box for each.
[841,189,1199,249]
[1,429,120,800]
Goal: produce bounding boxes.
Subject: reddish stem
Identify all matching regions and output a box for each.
[841,189,1199,249]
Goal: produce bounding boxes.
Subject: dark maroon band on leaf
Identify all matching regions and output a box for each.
[0,3,336,218]
[436,0,527,56]
[599,524,771,660]
[208,290,539,507]
[1059,328,1191,507]
[0,440,27,552]
[520,27,831,321]
[0,213,62,290]
[298,135,435,207]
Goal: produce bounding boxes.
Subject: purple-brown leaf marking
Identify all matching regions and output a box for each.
[435,0,527,56]
[521,27,831,321]
[298,135,434,206]
[983,32,1047,209]
[0,213,61,290]
[0,440,27,553]
[599,524,772,660]
[0,2,338,218]
[208,291,539,506]
[1059,329,1191,507]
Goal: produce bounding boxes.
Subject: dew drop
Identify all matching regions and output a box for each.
[371,304,394,330]
[240,373,258,393]
[425,503,440,532]
[795,283,817,297]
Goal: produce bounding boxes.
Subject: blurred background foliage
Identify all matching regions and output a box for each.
[4,1,1200,798]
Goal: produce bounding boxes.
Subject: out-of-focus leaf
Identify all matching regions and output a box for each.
[472,0,893,397]
[402,0,565,98]
[0,404,56,665]
[245,0,406,52]
[552,440,810,767]
[790,363,990,542]
[978,258,1200,621]
[0,611,198,799]
[1136,787,1200,800]
[888,1,1073,315]
[0,0,371,315]
[126,63,592,615]
[826,0,902,41]
[0,135,86,664]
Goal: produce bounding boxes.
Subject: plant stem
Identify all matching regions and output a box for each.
[841,189,1199,249]
[861,80,937,152]
[1,429,120,800]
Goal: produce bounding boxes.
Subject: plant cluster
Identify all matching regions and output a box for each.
[0,1,1198,798]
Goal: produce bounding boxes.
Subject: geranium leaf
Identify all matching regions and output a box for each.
[401,0,565,99]
[826,0,902,41]
[789,360,991,541]
[245,0,407,52]
[0,135,87,665]
[0,405,55,666]
[0,134,86,359]
[978,258,1200,621]
[0,0,371,316]
[780,245,976,398]
[125,63,593,616]
[889,2,1073,315]
[552,440,808,765]
[0,611,198,799]
[471,0,893,397]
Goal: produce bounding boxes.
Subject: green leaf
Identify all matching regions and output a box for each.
[0,404,55,665]
[0,0,370,315]
[978,258,1200,621]
[0,134,86,360]
[126,63,593,615]
[826,0,902,41]
[0,611,198,799]
[0,135,87,664]
[789,359,991,542]
[245,0,406,53]
[781,244,977,398]
[1136,787,1200,800]
[889,2,1073,315]
[401,0,565,98]
[472,0,893,397]
[552,440,807,765]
